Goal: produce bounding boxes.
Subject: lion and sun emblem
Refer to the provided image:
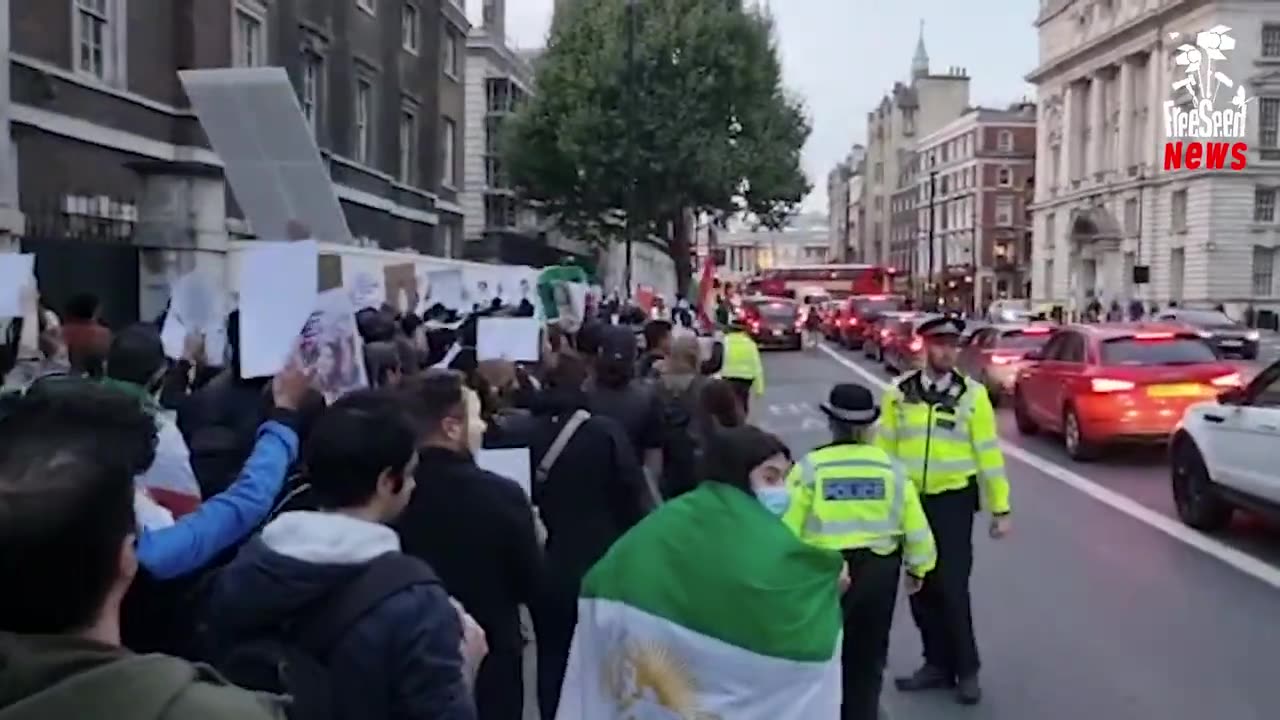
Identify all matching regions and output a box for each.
[602,640,722,720]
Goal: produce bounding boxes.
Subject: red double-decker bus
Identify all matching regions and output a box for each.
[744,264,894,299]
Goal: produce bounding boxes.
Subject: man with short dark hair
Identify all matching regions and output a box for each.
[588,326,665,486]
[0,382,283,719]
[105,323,202,519]
[203,390,480,720]
[397,370,542,720]
[61,292,111,376]
[638,319,673,378]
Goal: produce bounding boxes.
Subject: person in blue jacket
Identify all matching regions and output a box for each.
[120,364,313,655]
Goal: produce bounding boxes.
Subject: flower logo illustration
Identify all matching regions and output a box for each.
[1169,26,1248,109]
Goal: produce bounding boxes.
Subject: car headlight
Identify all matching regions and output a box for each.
[1246,330,1260,341]
[1197,331,1213,339]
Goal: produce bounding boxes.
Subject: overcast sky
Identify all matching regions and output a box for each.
[497,0,1039,216]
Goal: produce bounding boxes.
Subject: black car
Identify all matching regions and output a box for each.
[742,297,802,350]
[1154,308,1259,359]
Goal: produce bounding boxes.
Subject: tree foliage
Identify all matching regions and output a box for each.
[505,0,811,276]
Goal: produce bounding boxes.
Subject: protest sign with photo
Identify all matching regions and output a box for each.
[383,263,419,314]
[296,289,368,403]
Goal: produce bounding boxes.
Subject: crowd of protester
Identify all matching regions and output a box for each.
[0,284,814,720]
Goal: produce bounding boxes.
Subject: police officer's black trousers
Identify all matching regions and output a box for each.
[840,548,901,720]
[908,481,980,678]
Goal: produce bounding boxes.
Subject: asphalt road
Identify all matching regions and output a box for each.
[755,344,1280,720]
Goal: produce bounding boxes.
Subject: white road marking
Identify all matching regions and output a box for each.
[816,342,1280,591]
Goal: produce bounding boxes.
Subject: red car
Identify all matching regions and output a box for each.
[881,313,937,375]
[958,323,1055,406]
[838,294,906,348]
[1012,323,1243,461]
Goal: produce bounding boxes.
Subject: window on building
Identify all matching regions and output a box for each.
[874,162,884,182]
[441,116,457,187]
[485,194,517,229]
[1256,187,1277,223]
[1044,258,1055,296]
[354,77,374,164]
[997,166,1012,186]
[301,52,323,134]
[1263,24,1280,58]
[1171,189,1187,232]
[995,196,1015,226]
[398,109,416,183]
[74,0,121,81]
[1261,98,1280,149]
[485,156,507,188]
[357,0,376,15]
[232,1,267,67]
[1045,212,1056,249]
[998,130,1014,152]
[1253,247,1275,296]
[1169,247,1185,300]
[442,27,461,78]
[1124,197,1139,235]
[402,3,419,53]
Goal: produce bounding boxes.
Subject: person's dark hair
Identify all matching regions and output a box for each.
[701,378,746,428]
[400,369,466,437]
[594,354,633,389]
[363,341,402,388]
[304,390,416,509]
[576,321,604,356]
[547,352,588,391]
[356,308,397,343]
[0,381,158,634]
[399,312,423,339]
[643,320,673,353]
[703,425,790,494]
[64,293,100,322]
[106,323,166,388]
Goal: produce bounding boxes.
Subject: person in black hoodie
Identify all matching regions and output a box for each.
[201,389,478,720]
[396,370,542,720]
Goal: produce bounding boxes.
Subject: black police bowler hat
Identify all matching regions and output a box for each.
[820,383,880,425]
[917,316,965,339]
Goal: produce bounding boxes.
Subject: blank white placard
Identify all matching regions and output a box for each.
[476,448,532,497]
[238,240,318,378]
[476,317,541,362]
[0,253,35,318]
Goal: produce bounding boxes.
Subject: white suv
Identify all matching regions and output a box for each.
[1170,361,1280,531]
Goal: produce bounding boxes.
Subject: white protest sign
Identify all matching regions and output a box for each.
[476,448,532,497]
[179,67,352,244]
[476,317,541,362]
[238,240,318,378]
[161,272,223,360]
[0,253,34,318]
[426,269,464,312]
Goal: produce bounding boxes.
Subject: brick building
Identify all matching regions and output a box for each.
[911,103,1037,311]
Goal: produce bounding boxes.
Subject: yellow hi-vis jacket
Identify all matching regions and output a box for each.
[874,370,1011,515]
[721,331,765,395]
[782,443,937,578]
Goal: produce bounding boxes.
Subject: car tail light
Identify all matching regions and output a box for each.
[1210,372,1242,387]
[909,337,923,352]
[1021,326,1051,335]
[990,353,1019,365]
[865,295,886,301]
[850,317,859,326]
[1132,332,1174,341]
[1091,378,1136,393]
[750,320,761,333]
[880,328,891,339]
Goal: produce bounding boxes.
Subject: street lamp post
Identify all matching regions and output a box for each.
[623,0,638,300]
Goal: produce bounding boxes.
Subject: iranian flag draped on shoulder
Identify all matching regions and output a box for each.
[556,482,844,719]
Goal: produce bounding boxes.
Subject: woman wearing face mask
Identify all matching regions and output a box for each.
[554,424,849,718]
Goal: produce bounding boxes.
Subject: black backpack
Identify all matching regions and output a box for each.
[211,553,439,720]
[656,378,706,500]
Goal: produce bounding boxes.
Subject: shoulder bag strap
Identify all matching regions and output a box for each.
[535,409,591,486]
[297,553,438,657]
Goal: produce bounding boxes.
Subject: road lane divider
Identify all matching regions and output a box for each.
[816,342,1280,591]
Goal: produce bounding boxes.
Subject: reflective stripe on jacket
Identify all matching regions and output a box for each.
[720,331,765,395]
[874,370,1011,515]
[782,443,937,577]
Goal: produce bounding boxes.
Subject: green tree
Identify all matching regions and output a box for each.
[505,0,811,293]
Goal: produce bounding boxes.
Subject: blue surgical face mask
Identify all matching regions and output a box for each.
[756,487,791,517]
